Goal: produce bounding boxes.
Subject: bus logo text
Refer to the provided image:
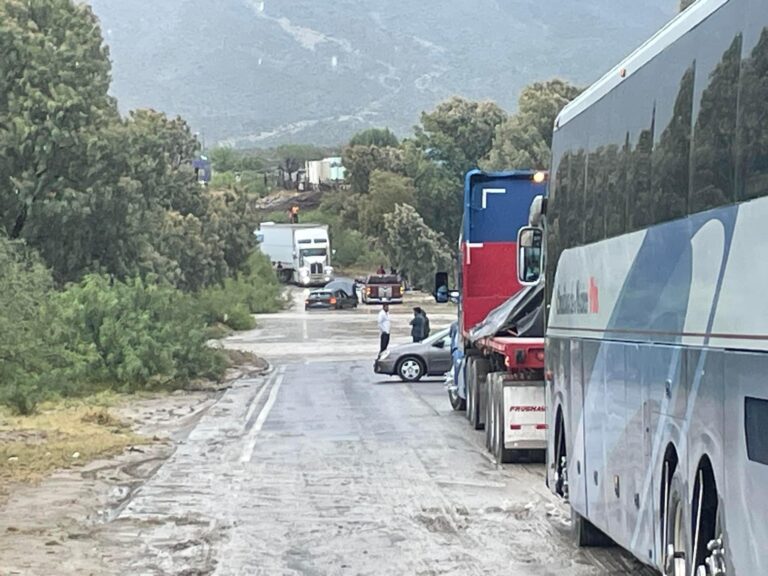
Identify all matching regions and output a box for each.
[557,277,599,315]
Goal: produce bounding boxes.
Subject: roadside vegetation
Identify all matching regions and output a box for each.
[212,85,583,288]
[0,397,144,488]
[0,1,282,416]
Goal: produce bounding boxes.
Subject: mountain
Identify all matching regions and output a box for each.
[89,0,677,146]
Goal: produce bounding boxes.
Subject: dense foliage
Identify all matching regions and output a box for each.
[317,86,581,288]
[0,0,281,412]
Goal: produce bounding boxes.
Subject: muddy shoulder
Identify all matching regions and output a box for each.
[0,357,267,576]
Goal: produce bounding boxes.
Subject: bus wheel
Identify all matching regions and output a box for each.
[554,412,568,499]
[663,468,689,576]
[692,463,725,576]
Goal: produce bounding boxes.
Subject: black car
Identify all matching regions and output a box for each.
[324,278,360,306]
[305,288,357,310]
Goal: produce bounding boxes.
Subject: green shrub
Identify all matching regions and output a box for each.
[0,238,71,413]
[196,251,282,330]
[56,275,227,391]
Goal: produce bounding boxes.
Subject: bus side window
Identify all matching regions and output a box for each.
[737,11,768,201]
[745,397,768,466]
[689,10,743,213]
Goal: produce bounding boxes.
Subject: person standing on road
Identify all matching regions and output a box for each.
[410,307,426,343]
[378,303,391,355]
[421,308,431,339]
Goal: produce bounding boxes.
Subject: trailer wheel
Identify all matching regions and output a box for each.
[465,357,477,423]
[448,385,466,411]
[469,359,489,431]
[484,375,495,452]
[277,269,292,283]
[493,385,518,464]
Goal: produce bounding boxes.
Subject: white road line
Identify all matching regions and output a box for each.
[243,370,277,429]
[239,366,286,463]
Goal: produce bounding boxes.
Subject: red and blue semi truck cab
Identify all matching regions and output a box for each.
[459,169,547,338]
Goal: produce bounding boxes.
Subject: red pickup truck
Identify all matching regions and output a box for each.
[361,274,404,304]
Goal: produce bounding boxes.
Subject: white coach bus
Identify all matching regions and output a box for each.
[518,0,768,574]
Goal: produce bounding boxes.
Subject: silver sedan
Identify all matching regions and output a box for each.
[374,327,452,382]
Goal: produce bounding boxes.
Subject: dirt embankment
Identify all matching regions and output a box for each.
[0,355,267,576]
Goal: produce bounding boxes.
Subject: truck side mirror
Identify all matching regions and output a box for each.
[434,271,449,303]
[517,227,543,285]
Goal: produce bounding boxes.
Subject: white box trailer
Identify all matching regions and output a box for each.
[256,223,334,286]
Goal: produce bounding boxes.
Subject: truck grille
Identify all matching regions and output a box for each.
[310,263,324,274]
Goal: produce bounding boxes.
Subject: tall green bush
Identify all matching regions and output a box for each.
[56,275,227,390]
[0,238,70,413]
[196,252,282,330]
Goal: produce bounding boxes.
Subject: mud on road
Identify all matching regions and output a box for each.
[0,289,656,575]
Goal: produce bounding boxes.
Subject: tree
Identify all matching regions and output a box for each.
[342,144,404,194]
[0,0,117,243]
[276,144,325,188]
[358,170,416,238]
[382,204,453,290]
[414,97,507,179]
[400,140,459,242]
[349,127,399,148]
[484,79,582,171]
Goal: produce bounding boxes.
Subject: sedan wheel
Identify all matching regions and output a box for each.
[398,357,424,382]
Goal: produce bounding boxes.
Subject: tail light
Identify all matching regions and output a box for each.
[330,297,337,305]
[366,287,372,295]
[304,299,309,304]
[535,424,548,430]
[532,348,545,362]
[509,424,522,430]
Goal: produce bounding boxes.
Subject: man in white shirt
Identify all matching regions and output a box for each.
[377,303,391,355]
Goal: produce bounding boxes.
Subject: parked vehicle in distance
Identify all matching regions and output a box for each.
[361,274,403,304]
[323,278,359,306]
[255,223,334,286]
[304,288,357,311]
[374,327,452,382]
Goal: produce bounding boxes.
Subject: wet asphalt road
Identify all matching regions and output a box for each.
[102,289,655,575]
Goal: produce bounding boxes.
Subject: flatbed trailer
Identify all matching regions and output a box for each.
[464,334,546,464]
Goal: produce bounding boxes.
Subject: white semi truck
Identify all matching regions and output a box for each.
[255,223,334,286]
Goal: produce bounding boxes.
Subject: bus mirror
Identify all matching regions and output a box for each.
[517,227,543,285]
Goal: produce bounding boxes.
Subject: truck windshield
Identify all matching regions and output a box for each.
[300,248,327,257]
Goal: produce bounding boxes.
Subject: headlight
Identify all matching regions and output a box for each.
[299,268,309,277]
[302,277,310,285]
[379,350,390,360]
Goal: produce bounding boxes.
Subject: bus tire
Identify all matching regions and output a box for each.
[572,508,614,548]
[663,472,689,576]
